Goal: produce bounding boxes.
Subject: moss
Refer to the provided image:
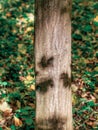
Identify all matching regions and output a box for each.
[36,78,54,94]
[60,73,71,88]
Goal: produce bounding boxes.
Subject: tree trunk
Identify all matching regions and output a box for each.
[35,0,72,130]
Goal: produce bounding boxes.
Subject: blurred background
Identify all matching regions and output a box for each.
[0,0,98,129]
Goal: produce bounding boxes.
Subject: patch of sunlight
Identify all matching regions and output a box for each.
[18,44,27,54]
[26,13,34,22]
[94,16,98,22]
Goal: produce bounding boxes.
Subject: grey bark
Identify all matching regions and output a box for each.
[35,0,72,130]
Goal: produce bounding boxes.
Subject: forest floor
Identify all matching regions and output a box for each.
[0,0,98,129]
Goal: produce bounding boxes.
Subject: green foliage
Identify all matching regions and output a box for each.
[0,0,97,129]
[0,0,35,129]
[72,0,98,129]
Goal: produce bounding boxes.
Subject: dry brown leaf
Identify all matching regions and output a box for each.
[89,117,96,121]
[6,12,12,17]
[19,76,25,81]
[0,101,12,112]
[14,116,23,127]
[0,119,5,126]
[21,3,26,7]
[95,89,98,93]
[26,75,33,81]
[3,109,12,117]
[16,56,22,61]
[94,16,98,22]
[18,44,26,54]
[28,103,35,109]
[95,34,98,38]
[29,85,35,91]
[24,27,34,33]
[16,101,21,108]
[26,13,34,22]
[86,121,94,126]
[71,84,78,92]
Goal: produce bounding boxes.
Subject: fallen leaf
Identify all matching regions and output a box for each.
[27,13,34,22]
[86,121,94,126]
[94,16,98,22]
[29,85,35,90]
[95,89,98,93]
[24,27,34,33]
[0,101,12,112]
[72,84,78,92]
[3,109,12,117]
[16,101,21,108]
[28,103,35,109]
[18,44,26,54]
[26,75,33,81]
[14,116,22,127]
[6,12,12,17]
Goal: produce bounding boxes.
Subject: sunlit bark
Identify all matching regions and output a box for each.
[35,0,72,129]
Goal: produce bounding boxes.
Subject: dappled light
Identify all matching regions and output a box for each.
[72,0,98,129]
[0,0,35,129]
[0,0,98,129]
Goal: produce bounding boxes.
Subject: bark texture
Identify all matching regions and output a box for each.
[35,0,72,130]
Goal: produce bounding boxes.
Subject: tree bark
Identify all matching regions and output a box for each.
[35,0,72,130]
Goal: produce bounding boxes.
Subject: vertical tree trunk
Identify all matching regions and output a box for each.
[35,0,72,130]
